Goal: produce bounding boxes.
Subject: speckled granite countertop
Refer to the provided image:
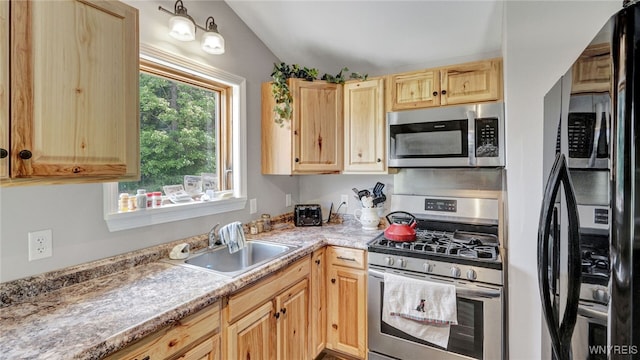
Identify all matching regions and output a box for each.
[0,216,382,360]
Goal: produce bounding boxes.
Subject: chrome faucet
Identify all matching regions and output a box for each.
[208,223,220,249]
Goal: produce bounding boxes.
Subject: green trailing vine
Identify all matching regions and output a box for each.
[270,62,368,126]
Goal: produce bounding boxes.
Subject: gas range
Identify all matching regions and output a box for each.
[367,195,503,286]
[579,231,610,304]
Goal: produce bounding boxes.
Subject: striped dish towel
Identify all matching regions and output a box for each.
[218,221,246,254]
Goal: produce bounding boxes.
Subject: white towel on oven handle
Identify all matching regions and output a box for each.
[382,272,457,348]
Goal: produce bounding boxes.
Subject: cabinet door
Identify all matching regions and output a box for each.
[387,70,440,111]
[326,265,367,359]
[571,43,611,94]
[440,59,502,106]
[275,279,309,360]
[309,248,326,358]
[0,0,7,179]
[343,78,386,173]
[10,0,139,179]
[291,79,343,173]
[176,334,220,360]
[227,301,274,360]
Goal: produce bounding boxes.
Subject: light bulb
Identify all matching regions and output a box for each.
[201,31,225,54]
[169,15,195,41]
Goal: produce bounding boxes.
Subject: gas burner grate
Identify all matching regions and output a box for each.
[373,228,499,261]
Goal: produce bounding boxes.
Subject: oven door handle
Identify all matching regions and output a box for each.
[578,304,607,323]
[368,268,501,299]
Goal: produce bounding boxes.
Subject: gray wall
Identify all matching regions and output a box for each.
[0,0,299,282]
[503,1,618,358]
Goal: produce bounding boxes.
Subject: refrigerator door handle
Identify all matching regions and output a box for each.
[538,153,582,360]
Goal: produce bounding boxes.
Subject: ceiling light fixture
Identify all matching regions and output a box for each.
[158,0,225,55]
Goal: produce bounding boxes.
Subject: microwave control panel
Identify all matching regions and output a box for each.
[475,118,499,158]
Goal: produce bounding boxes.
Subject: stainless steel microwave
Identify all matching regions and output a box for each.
[387,101,505,167]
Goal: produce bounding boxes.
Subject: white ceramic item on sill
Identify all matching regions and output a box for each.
[354,207,380,230]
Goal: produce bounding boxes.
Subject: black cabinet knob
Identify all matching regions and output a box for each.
[294,158,299,163]
[281,308,286,315]
[19,150,32,160]
[432,91,438,96]
[331,278,336,284]
[377,158,381,163]
[0,148,7,159]
[274,312,280,319]
[315,259,321,265]
[441,90,447,95]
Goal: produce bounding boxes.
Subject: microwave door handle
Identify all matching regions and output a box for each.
[588,102,604,168]
[467,110,477,166]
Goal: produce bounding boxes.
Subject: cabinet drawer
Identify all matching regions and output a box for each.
[105,302,220,360]
[226,257,310,324]
[328,247,366,269]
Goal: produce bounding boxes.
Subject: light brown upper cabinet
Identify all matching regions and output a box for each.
[0,0,8,179]
[571,43,611,94]
[343,78,388,174]
[3,0,139,185]
[387,58,503,111]
[387,69,440,110]
[262,79,343,174]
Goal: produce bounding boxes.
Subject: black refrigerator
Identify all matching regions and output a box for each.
[539,1,639,359]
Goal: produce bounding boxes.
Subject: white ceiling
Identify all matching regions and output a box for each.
[225,0,504,76]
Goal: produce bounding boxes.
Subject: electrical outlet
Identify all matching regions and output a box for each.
[285,193,292,207]
[250,198,257,214]
[28,229,52,261]
[341,194,349,207]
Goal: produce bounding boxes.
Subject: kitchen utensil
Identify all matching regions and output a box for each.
[326,202,334,223]
[373,182,385,196]
[384,211,417,242]
[372,194,386,206]
[357,189,371,199]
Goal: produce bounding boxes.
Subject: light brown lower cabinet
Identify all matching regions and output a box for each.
[309,248,326,358]
[174,335,220,360]
[326,246,367,359]
[222,257,310,360]
[105,301,220,360]
[107,247,368,360]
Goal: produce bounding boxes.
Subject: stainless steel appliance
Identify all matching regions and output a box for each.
[567,94,611,169]
[387,101,505,168]
[539,2,640,358]
[368,194,504,360]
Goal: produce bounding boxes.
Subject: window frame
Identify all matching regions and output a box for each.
[103,45,247,232]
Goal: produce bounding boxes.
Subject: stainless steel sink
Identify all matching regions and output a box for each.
[182,240,298,277]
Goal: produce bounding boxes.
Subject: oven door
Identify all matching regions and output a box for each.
[368,267,503,360]
[571,301,607,360]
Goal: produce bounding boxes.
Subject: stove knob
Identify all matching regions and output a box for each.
[451,266,461,278]
[593,289,609,303]
[385,257,394,266]
[423,263,433,273]
[398,259,407,268]
[466,269,477,280]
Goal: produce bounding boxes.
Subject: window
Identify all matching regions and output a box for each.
[104,45,247,231]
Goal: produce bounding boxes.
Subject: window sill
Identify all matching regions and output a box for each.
[104,197,247,232]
